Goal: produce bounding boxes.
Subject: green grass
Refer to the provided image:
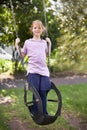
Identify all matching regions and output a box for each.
[59,83,87,118]
[0,83,87,130]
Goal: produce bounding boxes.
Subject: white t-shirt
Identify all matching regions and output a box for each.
[22,39,50,76]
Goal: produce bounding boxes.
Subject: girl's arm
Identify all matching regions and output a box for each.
[15,38,26,58]
[45,37,52,56]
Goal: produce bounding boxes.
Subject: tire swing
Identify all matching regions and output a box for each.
[24,0,62,125]
[9,0,62,125]
[24,81,62,125]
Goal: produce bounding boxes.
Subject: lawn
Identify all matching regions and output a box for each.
[0,83,87,130]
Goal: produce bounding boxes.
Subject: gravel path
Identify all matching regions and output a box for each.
[0,73,87,89]
[51,75,87,85]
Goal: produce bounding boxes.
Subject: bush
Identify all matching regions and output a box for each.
[0,59,12,73]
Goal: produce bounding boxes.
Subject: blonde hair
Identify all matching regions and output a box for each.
[29,20,46,35]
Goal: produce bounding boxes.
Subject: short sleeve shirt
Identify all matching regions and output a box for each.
[22,39,50,77]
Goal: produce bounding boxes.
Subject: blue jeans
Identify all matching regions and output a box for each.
[27,73,51,114]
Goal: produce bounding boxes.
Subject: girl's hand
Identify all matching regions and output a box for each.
[45,37,51,44]
[15,37,20,48]
[45,37,52,56]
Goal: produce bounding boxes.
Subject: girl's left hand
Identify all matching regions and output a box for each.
[45,37,51,44]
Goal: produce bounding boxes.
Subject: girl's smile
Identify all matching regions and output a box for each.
[32,23,43,37]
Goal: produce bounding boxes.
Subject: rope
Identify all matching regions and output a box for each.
[9,0,18,38]
[42,0,48,37]
[42,0,50,68]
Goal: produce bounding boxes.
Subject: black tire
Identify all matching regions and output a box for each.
[24,81,62,125]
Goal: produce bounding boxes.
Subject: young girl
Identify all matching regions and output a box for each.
[15,20,52,115]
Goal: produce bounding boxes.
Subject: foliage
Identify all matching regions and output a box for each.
[0,0,58,48]
[49,0,87,73]
[0,5,14,46]
[50,30,87,73]
[0,59,12,73]
[1,0,87,73]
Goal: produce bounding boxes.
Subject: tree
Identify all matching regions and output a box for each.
[0,0,59,49]
[52,0,87,72]
[1,0,87,73]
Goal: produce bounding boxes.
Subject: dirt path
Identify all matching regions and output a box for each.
[1,72,87,89]
[0,72,87,130]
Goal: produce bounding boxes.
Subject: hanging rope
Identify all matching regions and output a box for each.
[9,0,25,71]
[42,0,48,37]
[42,0,50,68]
[9,0,18,38]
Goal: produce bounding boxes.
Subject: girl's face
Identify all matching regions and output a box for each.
[32,22,43,37]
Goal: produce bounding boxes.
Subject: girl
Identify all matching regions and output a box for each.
[15,20,52,115]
